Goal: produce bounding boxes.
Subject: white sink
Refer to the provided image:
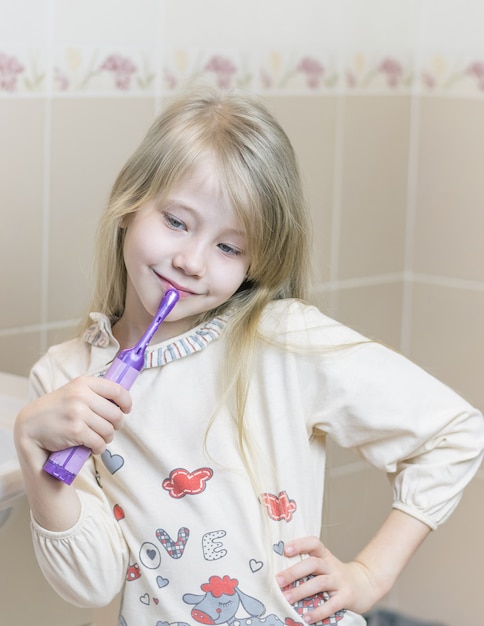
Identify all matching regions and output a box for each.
[0,372,29,515]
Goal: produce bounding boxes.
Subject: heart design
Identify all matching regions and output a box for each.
[157,576,169,589]
[249,558,263,572]
[156,527,190,559]
[153,598,159,605]
[113,504,125,521]
[140,593,150,605]
[139,542,161,569]
[101,449,125,474]
[156,622,170,626]
[273,541,284,555]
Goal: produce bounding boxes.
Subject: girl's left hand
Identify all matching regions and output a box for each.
[275,536,381,622]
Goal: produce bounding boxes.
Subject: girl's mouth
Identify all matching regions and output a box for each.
[155,273,195,298]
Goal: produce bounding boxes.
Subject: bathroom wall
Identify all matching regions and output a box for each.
[0,1,483,625]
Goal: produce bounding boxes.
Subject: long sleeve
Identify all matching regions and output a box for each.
[31,460,129,607]
[265,301,484,529]
[27,340,129,608]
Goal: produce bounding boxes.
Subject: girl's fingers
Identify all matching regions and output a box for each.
[285,536,327,559]
[89,376,132,414]
[23,376,132,455]
[277,556,326,588]
[277,536,331,587]
[302,593,345,625]
[281,573,331,603]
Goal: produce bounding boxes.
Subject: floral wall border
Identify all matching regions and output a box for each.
[2,47,484,97]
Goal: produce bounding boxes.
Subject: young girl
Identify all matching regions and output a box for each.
[15,87,484,626]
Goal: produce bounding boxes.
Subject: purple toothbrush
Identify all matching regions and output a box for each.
[43,288,179,485]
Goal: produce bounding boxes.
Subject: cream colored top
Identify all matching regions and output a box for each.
[29,300,484,626]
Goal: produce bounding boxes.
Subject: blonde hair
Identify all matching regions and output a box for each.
[89,85,311,459]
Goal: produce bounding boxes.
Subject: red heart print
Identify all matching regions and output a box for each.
[114,504,125,521]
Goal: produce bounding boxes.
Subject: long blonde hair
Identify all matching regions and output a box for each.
[89,85,311,455]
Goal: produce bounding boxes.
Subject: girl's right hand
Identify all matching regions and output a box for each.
[14,376,132,462]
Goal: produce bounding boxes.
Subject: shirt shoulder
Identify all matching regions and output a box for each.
[259,299,368,348]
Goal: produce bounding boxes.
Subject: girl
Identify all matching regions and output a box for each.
[15,87,484,626]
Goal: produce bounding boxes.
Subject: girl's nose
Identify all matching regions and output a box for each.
[172,244,206,277]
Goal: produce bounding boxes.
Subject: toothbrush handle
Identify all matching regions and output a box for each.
[42,357,141,485]
[43,288,179,485]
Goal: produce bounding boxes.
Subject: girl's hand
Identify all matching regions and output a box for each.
[276,536,381,622]
[15,376,132,461]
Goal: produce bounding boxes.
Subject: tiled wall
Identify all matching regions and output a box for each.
[1,2,483,626]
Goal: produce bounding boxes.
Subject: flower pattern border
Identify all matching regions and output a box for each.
[3,47,484,96]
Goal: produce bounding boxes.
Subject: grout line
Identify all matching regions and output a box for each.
[313,271,484,293]
[412,273,484,291]
[2,273,482,339]
[317,272,404,292]
[0,320,81,338]
[4,90,484,101]
[40,0,54,356]
[400,82,422,354]
[154,0,166,116]
[328,93,346,316]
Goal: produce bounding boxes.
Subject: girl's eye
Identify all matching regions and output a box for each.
[218,243,242,256]
[163,212,186,230]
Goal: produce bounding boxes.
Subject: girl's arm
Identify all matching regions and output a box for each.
[276,509,430,621]
[14,375,131,531]
[14,375,132,607]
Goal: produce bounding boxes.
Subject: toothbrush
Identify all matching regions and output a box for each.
[43,289,180,485]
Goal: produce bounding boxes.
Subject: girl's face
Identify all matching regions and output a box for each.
[119,158,251,343]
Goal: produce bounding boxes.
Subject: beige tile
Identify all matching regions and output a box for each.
[326,436,366,469]
[0,331,42,378]
[264,95,338,284]
[414,97,484,282]
[93,594,121,626]
[334,281,404,350]
[322,464,393,563]
[389,474,484,626]
[0,99,43,328]
[48,97,156,322]
[408,283,484,410]
[46,322,80,350]
[338,95,411,279]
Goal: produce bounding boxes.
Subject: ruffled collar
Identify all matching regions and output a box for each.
[82,312,228,369]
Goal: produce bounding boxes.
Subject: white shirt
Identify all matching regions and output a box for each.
[29,300,484,626]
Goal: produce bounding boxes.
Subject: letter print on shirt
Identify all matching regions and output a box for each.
[156,527,190,559]
[202,529,228,560]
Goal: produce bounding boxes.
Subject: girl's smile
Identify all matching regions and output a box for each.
[116,158,251,347]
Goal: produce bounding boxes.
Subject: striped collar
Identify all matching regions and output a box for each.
[83,313,228,370]
[144,316,227,368]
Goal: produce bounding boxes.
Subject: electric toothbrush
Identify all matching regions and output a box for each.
[43,288,180,485]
